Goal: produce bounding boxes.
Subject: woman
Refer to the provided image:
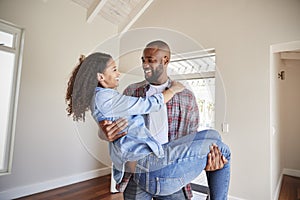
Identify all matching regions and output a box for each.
[65,52,231,199]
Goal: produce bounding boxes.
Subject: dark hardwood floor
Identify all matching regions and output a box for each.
[279,175,300,200]
[14,175,123,200]
[13,174,300,200]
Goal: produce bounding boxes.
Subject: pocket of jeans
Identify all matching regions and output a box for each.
[154,177,184,196]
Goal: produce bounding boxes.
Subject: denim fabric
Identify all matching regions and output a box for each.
[124,178,186,200]
[131,129,231,199]
[92,87,231,199]
[91,87,166,183]
[122,80,200,198]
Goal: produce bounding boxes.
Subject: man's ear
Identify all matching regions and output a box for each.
[97,73,104,82]
[163,56,169,65]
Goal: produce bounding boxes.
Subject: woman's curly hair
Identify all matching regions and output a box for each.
[65,52,112,121]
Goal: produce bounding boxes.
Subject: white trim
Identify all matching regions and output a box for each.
[270,40,300,53]
[170,71,215,81]
[0,45,16,53]
[269,40,300,200]
[283,168,300,177]
[171,49,215,62]
[0,167,111,200]
[0,20,24,175]
[280,52,300,60]
[273,172,283,200]
[110,167,118,193]
[228,195,247,200]
[272,168,300,200]
[192,192,247,200]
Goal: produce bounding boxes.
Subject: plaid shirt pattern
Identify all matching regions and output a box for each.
[116,80,200,199]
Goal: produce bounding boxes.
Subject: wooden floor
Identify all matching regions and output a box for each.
[15,174,123,200]
[14,174,300,200]
[278,175,300,200]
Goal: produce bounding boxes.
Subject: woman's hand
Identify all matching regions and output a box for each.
[169,81,185,94]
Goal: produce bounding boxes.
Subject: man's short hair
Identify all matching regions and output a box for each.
[145,40,171,57]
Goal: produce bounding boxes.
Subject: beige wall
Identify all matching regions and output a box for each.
[0,0,117,198]
[0,0,299,199]
[130,0,300,199]
[281,59,300,169]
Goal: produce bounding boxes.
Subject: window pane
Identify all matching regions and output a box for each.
[168,55,216,75]
[184,78,215,130]
[0,51,15,171]
[0,31,14,48]
[168,54,216,130]
[168,52,216,188]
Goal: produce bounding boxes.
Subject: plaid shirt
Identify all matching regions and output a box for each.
[116,79,199,199]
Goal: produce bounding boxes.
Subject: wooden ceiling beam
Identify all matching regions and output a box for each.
[87,0,108,23]
[119,0,154,34]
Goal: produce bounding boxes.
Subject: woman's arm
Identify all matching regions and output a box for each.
[162,81,184,103]
[95,81,185,118]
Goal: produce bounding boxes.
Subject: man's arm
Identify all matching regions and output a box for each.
[205,144,228,171]
[98,81,141,142]
[98,118,128,142]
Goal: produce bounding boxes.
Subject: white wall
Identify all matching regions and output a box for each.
[0,0,299,199]
[0,0,117,198]
[130,0,300,199]
[281,59,300,169]
[118,28,207,76]
[270,52,285,199]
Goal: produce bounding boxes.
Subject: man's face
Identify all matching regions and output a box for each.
[141,47,167,84]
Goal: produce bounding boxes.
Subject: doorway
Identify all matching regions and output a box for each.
[270,41,300,199]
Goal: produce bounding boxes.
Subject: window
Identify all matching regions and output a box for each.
[169,49,216,195]
[169,49,216,131]
[0,20,24,175]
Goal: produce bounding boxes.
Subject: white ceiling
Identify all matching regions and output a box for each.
[71,0,153,33]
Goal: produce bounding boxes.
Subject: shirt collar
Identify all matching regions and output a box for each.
[145,78,172,89]
[149,79,169,91]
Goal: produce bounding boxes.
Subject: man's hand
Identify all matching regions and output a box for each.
[99,118,128,142]
[205,144,228,171]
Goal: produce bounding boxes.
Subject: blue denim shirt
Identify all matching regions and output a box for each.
[91,87,165,183]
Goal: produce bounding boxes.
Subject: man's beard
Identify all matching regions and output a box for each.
[145,63,164,84]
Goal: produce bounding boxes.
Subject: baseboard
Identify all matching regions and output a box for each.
[228,195,247,200]
[272,168,300,200]
[283,168,300,178]
[0,167,111,200]
[273,173,283,200]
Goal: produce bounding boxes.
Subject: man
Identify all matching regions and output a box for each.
[99,40,227,199]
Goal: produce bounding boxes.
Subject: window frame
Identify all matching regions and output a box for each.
[169,49,216,195]
[169,49,216,130]
[0,19,24,175]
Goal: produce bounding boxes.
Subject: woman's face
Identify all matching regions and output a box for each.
[99,58,121,89]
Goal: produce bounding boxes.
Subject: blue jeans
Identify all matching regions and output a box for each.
[123,129,231,200]
[124,177,186,200]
